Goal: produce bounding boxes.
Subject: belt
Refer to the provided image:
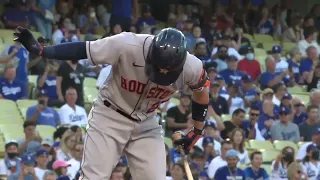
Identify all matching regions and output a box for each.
[103,100,141,122]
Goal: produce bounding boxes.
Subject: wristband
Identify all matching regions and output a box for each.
[192,100,208,122]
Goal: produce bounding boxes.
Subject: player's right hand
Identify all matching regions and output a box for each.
[13,26,42,55]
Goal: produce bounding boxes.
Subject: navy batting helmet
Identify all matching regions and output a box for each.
[145,28,187,86]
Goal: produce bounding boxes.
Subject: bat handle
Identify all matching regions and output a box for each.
[184,159,194,180]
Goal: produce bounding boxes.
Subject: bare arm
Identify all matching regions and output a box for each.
[0,49,17,64]
[38,70,49,88]
[207,105,225,131]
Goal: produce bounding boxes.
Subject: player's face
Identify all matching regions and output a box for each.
[252,154,263,167]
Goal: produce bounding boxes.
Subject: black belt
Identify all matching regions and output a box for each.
[103,100,140,122]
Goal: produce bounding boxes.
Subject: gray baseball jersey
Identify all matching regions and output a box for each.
[86,32,204,121]
[80,32,206,180]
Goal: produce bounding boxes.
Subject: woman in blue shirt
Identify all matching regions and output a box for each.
[244,151,269,180]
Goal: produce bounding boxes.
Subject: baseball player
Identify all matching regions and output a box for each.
[14,27,210,180]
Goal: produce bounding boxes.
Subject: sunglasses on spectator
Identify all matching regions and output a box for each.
[294,104,302,107]
[279,113,288,116]
[250,113,259,117]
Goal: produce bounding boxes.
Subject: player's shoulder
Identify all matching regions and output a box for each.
[107,32,154,48]
[183,52,203,72]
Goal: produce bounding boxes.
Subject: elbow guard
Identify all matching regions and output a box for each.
[191,100,208,122]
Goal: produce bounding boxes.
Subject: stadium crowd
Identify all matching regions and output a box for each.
[0,0,320,179]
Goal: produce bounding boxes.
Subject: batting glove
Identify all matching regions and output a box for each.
[14,26,43,55]
[174,127,202,154]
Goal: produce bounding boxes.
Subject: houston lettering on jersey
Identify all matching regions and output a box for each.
[121,76,174,113]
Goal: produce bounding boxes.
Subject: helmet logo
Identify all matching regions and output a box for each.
[160,68,168,74]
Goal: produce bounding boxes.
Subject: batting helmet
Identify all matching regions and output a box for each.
[145,28,187,86]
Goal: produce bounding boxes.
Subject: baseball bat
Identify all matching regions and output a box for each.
[179,148,194,180]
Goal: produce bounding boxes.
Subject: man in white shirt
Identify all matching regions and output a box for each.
[67,142,83,179]
[297,27,320,57]
[207,140,233,179]
[211,36,242,60]
[59,87,88,126]
[96,65,112,88]
[271,46,289,75]
[272,83,287,106]
[34,149,49,180]
[296,129,320,161]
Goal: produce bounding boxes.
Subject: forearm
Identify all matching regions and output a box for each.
[27,112,39,123]
[41,42,87,60]
[38,72,48,88]
[306,71,314,83]
[28,57,42,68]
[167,122,187,129]
[268,75,284,87]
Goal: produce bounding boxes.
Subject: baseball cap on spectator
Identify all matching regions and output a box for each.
[36,149,49,157]
[226,149,238,158]
[37,89,48,97]
[262,88,274,96]
[205,120,216,128]
[245,46,254,54]
[213,33,224,41]
[52,160,71,170]
[21,154,35,165]
[202,136,214,147]
[226,55,238,62]
[5,140,18,150]
[41,137,54,147]
[282,93,292,100]
[242,74,253,83]
[271,45,282,54]
[196,38,206,44]
[306,144,317,153]
[279,106,291,115]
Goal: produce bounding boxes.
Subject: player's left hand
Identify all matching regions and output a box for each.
[13,26,42,55]
[174,128,202,154]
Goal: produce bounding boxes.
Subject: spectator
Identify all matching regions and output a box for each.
[287,47,302,85]
[78,6,100,34]
[297,27,320,57]
[256,7,274,35]
[41,137,53,153]
[136,5,156,31]
[230,128,250,165]
[222,82,245,114]
[59,87,88,127]
[234,27,251,55]
[260,56,288,90]
[34,149,50,180]
[52,17,79,45]
[303,16,315,28]
[271,146,295,179]
[7,41,29,97]
[272,83,287,106]
[29,37,49,75]
[0,141,20,179]
[43,170,57,180]
[207,140,233,179]
[29,0,55,39]
[292,98,308,125]
[56,129,76,161]
[300,144,320,180]
[195,120,222,153]
[282,16,304,43]
[2,0,29,29]
[67,142,83,179]
[166,94,191,133]
[70,125,83,143]
[189,153,205,179]
[306,64,320,91]
[194,41,211,63]
[168,162,185,180]
[214,149,246,180]
[26,89,60,127]
[205,66,218,83]
[310,90,320,120]
[241,74,259,107]
[237,46,262,81]
[186,25,203,51]
[213,45,229,72]
[281,93,293,109]
[0,46,17,66]
[165,144,172,176]
[18,121,42,155]
[257,100,277,140]
[211,39,242,61]
[208,80,229,116]
[300,46,319,84]
[287,161,306,180]
[272,46,289,75]
[52,160,71,180]
[201,136,217,171]
[0,64,26,101]
[270,106,300,142]
[57,60,86,107]
[299,105,320,141]
[242,106,265,140]
[244,151,269,179]
[296,129,320,161]
[220,55,244,86]
[20,154,38,179]
[221,108,247,140]
[110,168,124,180]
